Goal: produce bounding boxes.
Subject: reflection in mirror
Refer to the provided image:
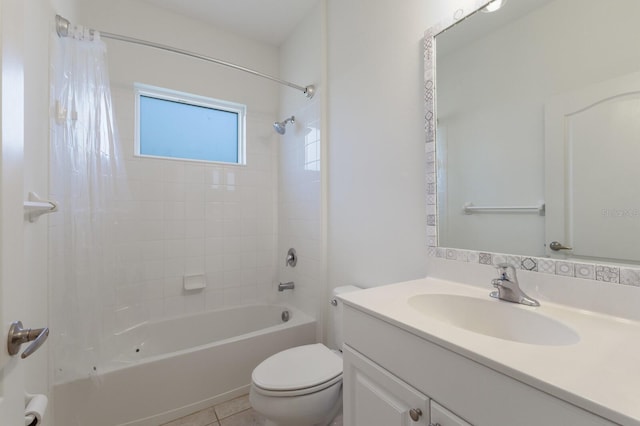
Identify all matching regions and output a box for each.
[433,0,640,265]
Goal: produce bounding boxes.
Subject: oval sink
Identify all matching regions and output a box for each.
[408,294,580,346]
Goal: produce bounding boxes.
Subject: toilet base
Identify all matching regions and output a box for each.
[250,381,342,426]
[263,406,341,426]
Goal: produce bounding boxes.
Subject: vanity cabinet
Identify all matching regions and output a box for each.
[343,345,430,425]
[344,344,471,426]
[430,401,472,426]
[341,304,618,426]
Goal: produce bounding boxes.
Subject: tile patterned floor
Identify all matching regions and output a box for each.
[160,394,344,426]
[160,395,266,426]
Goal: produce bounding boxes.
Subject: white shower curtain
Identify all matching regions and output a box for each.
[50,24,127,383]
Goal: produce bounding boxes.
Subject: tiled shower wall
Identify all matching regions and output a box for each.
[278,97,323,318]
[277,1,326,339]
[49,0,281,376]
[102,138,278,327]
[105,57,278,327]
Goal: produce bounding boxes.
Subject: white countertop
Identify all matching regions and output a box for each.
[339,277,640,426]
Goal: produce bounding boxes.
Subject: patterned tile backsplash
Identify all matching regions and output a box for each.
[431,247,640,287]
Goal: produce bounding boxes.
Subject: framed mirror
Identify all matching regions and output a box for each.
[426,0,640,275]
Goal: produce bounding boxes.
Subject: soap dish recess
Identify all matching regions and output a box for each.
[183,275,206,291]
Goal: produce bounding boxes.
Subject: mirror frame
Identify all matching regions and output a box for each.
[424,0,490,252]
[424,0,640,286]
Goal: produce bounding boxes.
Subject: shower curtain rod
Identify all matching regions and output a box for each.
[54,15,315,99]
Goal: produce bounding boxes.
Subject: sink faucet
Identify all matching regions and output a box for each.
[490,264,540,307]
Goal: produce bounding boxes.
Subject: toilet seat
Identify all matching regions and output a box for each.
[252,343,343,397]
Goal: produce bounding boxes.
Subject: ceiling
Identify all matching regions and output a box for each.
[142,0,320,46]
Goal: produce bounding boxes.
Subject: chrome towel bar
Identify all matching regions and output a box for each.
[463,202,545,215]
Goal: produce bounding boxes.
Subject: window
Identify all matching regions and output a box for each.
[135,84,246,164]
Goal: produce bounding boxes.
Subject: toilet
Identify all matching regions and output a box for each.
[249,285,361,426]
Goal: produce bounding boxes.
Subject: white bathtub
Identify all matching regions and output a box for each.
[53,304,316,426]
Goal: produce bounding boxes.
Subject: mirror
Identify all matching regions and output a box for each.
[429,0,640,265]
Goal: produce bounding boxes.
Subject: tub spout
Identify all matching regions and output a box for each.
[278,282,295,292]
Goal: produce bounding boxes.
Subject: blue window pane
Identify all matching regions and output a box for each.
[139,95,239,163]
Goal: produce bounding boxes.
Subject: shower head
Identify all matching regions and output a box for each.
[273,116,295,135]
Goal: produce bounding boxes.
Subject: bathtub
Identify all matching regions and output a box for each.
[53,304,316,426]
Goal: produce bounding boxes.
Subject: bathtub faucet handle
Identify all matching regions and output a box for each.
[285,248,297,267]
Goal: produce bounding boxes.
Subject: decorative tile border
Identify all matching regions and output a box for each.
[429,247,640,288]
[521,257,538,272]
[424,0,489,253]
[620,268,640,287]
[423,2,640,289]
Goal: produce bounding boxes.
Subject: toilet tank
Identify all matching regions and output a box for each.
[330,285,362,350]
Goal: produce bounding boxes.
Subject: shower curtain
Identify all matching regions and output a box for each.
[50,24,126,383]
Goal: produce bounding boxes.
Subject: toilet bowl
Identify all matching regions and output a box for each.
[250,344,343,426]
[249,285,361,426]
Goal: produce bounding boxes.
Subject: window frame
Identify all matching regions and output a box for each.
[134,83,247,165]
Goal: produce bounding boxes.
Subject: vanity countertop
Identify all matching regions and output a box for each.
[339,277,640,426]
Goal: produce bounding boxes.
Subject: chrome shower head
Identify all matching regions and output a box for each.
[273,116,295,135]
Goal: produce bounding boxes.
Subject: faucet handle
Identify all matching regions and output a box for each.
[495,263,517,280]
[285,248,297,267]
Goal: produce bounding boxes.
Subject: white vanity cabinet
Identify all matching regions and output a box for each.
[430,401,472,426]
[341,304,618,426]
[343,345,471,426]
[343,345,430,426]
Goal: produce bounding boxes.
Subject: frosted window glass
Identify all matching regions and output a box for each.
[135,84,246,165]
[139,95,239,163]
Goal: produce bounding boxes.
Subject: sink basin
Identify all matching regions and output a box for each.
[408,294,580,346]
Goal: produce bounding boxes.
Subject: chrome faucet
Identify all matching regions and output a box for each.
[278,281,295,292]
[490,263,540,307]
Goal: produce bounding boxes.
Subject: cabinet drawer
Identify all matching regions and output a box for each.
[431,401,472,426]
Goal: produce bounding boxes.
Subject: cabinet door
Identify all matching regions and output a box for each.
[343,345,430,426]
[431,401,472,426]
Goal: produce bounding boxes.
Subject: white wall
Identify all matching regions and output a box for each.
[326,0,461,289]
[48,0,281,383]
[277,1,326,339]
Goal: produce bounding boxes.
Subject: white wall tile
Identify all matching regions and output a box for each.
[185,220,205,239]
[184,292,206,313]
[205,271,225,289]
[164,221,186,239]
[140,241,165,261]
[164,182,186,201]
[184,165,205,184]
[223,253,242,271]
[139,221,163,241]
[49,0,284,385]
[163,162,186,183]
[164,258,185,277]
[205,289,225,310]
[164,277,184,298]
[184,239,205,258]
[277,5,325,330]
[223,270,242,288]
[185,201,205,221]
[164,201,186,221]
[164,296,185,318]
[185,183,205,201]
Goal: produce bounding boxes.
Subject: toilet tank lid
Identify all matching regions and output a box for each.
[252,343,342,392]
[332,285,361,296]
